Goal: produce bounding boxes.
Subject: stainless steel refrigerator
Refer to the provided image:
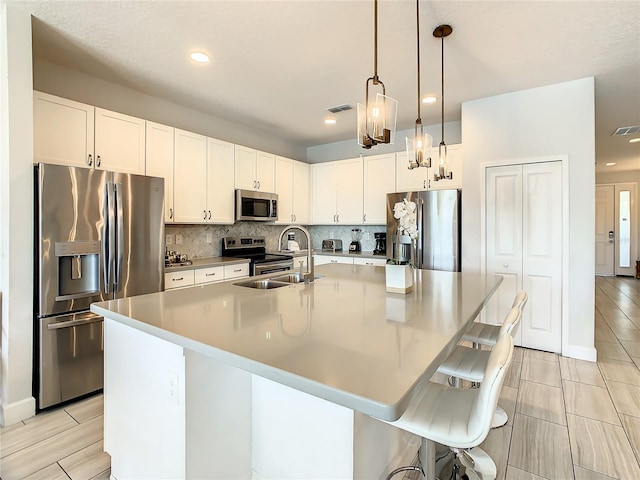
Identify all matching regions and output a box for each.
[34,163,164,409]
[386,190,461,272]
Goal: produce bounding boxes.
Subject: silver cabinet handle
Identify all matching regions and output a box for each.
[208,210,212,220]
[257,180,261,190]
[336,214,339,223]
[293,214,296,222]
[172,277,184,281]
[253,180,257,189]
[423,180,426,189]
[97,155,101,167]
[205,272,217,277]
[203,210,207,220]
[87,154,93,166]
[169,208,174,219]
[331,260,338,263]
[233,268,242,272]
[291,214,294,221]
[363,214,367,222]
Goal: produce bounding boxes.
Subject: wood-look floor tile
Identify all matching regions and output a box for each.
[521,357,562,387]
[59,440,110,480]
[607,325,640,342]
[504,360,522,388]
[605,380,640,417]
[562,380,620,425]
[573,465,617,479]
[620,339,640,357]
[505,465,550,480]
[0,416,103,479]
[604,316,638,331]
[516,380,566,425]
[567,413,640,479]
[64,395,104,424]
[508,414,573,479]
[89,469,111,480]
[598,358,640,386]
[0,410,78,458]
[559,356,606,387]
[479,425,511,480]
[619,414,640,466]
[22,463,71,480]
[524,349,558,362]
[595,320,619,343]
[499,385,518,427]
[513,347,524,363]
[595,340,632,362]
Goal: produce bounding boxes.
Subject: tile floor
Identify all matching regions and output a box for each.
[1,275,639,480]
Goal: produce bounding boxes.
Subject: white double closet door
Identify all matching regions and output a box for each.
[485,161,563,353]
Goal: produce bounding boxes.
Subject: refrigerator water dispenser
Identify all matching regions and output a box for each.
[55,241,100,300]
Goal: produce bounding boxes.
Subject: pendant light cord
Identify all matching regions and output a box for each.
[416,0,421,122]
[373,0,379,81]
[440,32,445,144]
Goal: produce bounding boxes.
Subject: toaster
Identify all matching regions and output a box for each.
[322,239,343,252]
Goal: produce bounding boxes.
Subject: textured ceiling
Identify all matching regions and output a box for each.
[10,0,640,171]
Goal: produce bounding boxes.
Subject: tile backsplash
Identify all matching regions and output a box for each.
[165,223,387,258]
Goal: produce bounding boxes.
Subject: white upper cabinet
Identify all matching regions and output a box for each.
[235,146,275,192]
[33,91,145,174]
[34,91,95,168]
[94,108,146,174]
[174,129,207,223]
[363,153,396,224]
[312,158,363,224]
[395,143,462,192]
[275,156,310,224]
[206,137,235,223]
[145,122,175,223]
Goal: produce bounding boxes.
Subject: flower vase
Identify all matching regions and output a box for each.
[385,263,413,294]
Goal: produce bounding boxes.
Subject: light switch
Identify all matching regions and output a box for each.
[176,234,183,245]
[206,234,213,243]
[166,234,174,245]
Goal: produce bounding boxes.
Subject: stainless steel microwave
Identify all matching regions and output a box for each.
[235,189,278,222]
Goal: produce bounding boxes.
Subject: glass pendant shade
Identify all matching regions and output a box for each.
[406,123,432,170]
[437,141,449,177]
[357,92,398,148]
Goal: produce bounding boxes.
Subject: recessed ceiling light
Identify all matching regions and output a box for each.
[606,162,616,166]
[422,96,437,104]
[189,51,210,63]
[324,118,337,125]
[630,138,640,144]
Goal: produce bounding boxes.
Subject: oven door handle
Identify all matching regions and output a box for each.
[47,315,104,330]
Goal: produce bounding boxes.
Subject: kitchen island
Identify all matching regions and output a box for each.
[92,264,502,479]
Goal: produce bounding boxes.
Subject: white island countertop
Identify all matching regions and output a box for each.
[91,264,502,421]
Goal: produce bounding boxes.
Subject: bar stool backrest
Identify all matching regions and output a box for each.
[497,306,523,339]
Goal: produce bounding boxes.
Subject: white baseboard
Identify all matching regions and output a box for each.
[1,396,36,426]
[562,344,597,362]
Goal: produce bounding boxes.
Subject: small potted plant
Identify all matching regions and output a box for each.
[386,199,417,293]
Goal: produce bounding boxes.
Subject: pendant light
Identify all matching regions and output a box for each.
[407,0,432,170]
[357,0,398,149]
[433,24,453,181]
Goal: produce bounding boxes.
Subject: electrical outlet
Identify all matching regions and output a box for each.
[166,234,174,245]
[175,234,183,245]
[329,231,334,239]
[206,234,213,243]
[168,370,179,404]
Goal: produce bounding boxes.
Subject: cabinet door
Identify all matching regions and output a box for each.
[94,108,146,174]
[311,163,337,224]
[275,156,294,223]
[335,158,363,224]
[146,122,175,223]
[292,161,310,224]
[207,137,235,223]
[256,151,275,192]
[430,143,463,190]
[395,152,429,192]
[235,145,257,190]
[195,266,224,285]
[363,154,395,224]
[33,91,95,168]
[174,129,207,222]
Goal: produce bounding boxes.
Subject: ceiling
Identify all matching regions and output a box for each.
[10,0,640,172]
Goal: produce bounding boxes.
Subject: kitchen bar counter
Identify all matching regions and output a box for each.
[92,264,502,479]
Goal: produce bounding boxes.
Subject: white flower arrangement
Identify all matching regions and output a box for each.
[393,199,418,240]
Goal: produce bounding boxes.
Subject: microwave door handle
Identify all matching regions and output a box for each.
[115,184,124,293]
[103,183,115,294]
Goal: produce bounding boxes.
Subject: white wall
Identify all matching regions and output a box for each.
[33,59,307,161]
[462,77,596,360]
[306,121,462,163]
[0,2,36,425]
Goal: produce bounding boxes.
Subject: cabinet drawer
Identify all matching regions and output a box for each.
[314,255,353,265]
[353,257,386,267]
[195,266,224,285]
[224,263,250,279]
[165,270,195,290]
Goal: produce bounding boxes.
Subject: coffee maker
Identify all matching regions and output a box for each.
[373,232,386,255]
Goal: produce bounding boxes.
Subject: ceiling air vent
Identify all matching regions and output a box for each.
[613,126,640,136]
[327,104,353,114]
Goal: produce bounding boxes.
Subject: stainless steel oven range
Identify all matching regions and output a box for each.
[222,236,293,276]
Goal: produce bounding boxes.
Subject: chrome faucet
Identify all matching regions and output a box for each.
[278,225,315,283]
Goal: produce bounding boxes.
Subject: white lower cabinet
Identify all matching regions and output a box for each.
[165,270,195,290]
[195,266,224,285]
[224,263,250,280]
[314,255,353,266]
[353,257,386,267]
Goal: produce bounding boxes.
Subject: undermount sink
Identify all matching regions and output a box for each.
[271,273,324,284]
[234,279,290,290]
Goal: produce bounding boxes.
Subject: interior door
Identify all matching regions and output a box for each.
[614,183,637,276]
[595,185,615,275]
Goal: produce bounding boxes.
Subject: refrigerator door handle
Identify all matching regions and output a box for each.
[104,183,115,294]
[416,197,424,269]
[115,183,124,293]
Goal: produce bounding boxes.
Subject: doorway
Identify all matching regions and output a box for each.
[595,183,637,276]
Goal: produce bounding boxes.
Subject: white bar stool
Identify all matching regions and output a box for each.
[462,291,528,347]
